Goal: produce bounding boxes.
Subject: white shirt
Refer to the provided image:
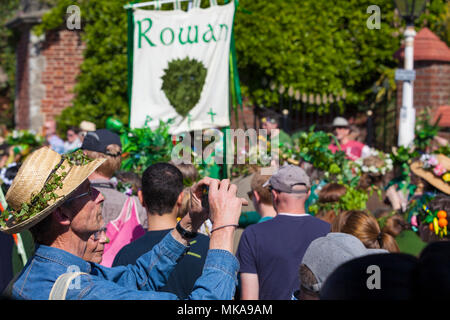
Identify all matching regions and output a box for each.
[277,212,310,217]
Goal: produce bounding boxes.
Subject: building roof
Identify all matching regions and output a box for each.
[395,28,450,62]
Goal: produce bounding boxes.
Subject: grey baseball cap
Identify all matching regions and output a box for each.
[300,232,387,293]
[262,164,311,192]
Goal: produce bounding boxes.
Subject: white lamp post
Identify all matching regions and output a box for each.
[394,0,428,147]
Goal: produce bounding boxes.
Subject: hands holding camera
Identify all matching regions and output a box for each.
[173,177,247,253]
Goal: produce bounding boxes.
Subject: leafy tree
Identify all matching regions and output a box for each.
[0,0,20,128]
[32,0,448,134]
[233,0,447,112]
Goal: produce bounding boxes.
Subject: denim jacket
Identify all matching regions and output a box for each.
[11,231,239,300]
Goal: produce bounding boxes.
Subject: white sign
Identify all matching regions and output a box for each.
[395,69,416,82]
[129,2,235,134]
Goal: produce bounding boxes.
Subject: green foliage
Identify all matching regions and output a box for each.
[234,0,400,110]
[340,185,369,211]
[6,130,45,149]
[34,0,132,135]
[234,0,448,112]
[286,128,333,172]
[391,145,419,166]
[433,144,450,157]
[32,0,448,132]
[308,184,369,215]
[285,126,359,186]
[6,129,45,157]
[414,107,442,153]
[0,0,20,128]
[119,119,175,175]
[161,57,207,117]
[417,0,450,46]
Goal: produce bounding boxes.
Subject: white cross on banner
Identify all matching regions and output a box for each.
[129,1,235,134]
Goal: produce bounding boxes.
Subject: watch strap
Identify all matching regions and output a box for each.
[176,221,198,239]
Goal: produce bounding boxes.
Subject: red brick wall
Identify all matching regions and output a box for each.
[15,26,31,130]
[40,29,85,123]
[396,61,450,121]
[230,103,257,129]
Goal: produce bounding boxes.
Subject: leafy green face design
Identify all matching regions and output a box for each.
[161,57,207,117]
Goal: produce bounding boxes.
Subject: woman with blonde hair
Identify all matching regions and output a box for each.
[331,210,399,252]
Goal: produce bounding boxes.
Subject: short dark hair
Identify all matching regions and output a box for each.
[67,126,80,134]
[141,163,184,215]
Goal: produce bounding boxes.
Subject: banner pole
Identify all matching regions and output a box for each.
[220,0,238,180]
[126,4,137,128]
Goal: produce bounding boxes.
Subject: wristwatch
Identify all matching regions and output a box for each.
[176,221,198,239]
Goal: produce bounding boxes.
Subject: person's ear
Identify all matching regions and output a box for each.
[176,191,184,208]
[138,189,146,208]
[271,189,278,202]
[253,190,261,203]
[54,207,72,226]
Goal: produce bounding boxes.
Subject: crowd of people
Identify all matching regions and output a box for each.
[0,114,449,301]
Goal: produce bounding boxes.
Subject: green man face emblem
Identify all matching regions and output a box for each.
[161,57,207,117]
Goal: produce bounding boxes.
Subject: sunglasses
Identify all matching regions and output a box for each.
[64,186,94,205]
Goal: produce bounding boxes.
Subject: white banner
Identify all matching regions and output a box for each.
[130,2,235,134]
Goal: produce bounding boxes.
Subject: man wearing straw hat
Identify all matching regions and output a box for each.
[0,146,245,300]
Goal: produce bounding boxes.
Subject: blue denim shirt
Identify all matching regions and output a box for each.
[11,232,239,300]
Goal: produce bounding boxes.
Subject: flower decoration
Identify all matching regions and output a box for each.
[433,163,446,177]
[421,205,448,238]
[419,154,449,186]
[353,148,393,176]
[443,173,450,183]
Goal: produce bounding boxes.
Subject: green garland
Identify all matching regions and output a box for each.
[308,184,369,216]
[118,119,175,175]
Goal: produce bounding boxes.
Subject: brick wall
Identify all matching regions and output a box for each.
[13,28,84,131]
[40,29,85,123]
[396,61,450,120]
[229,103,257,129]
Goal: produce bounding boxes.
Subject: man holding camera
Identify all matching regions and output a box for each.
[113,163,210,299]
[2,147,245,300]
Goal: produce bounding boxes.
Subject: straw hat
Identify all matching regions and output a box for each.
[79,121,96,132]
[1,147,105,234]
[411,154,450,195]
